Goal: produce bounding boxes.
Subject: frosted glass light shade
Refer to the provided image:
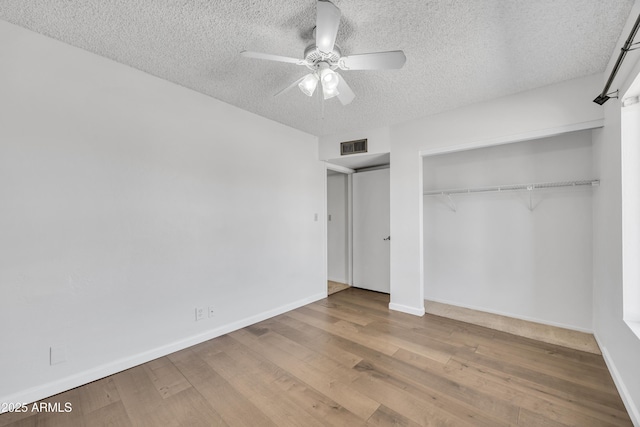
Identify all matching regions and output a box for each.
[320,68,339,90]
[298,73,319,97]
[323,85,339,100]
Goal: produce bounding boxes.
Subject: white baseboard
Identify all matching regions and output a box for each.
[594,334,640,427]
[389,302,425,317]
[0,292,326,413]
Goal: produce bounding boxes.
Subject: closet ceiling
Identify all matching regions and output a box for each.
[0,0,634,136]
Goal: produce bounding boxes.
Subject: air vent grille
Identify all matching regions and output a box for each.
[340,139,368,156]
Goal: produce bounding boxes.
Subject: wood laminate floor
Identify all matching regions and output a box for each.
[328,280,350,296]
[0,288,632,426]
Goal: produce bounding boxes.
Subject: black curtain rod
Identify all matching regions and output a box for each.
[594,13,640,105]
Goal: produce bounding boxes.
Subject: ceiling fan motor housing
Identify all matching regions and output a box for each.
[304,44,341,70]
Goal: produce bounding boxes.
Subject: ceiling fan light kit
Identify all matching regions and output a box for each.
[240,0,406,107]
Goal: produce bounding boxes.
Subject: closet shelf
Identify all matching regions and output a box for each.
[423,179,600,196]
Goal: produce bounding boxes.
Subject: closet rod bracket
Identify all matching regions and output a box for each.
[445,193,456,212]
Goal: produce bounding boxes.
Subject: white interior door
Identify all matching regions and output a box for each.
[353,168,390,293]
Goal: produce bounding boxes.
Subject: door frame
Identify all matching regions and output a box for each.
[325,162,355,292]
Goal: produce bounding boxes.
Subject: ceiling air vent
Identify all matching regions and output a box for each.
[340,139,368,156]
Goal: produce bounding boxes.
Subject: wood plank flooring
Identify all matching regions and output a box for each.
[328,280,350,295]
[0,288,632,426]
[425,300,601,354]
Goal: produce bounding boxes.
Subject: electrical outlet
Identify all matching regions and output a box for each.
[195,307,205,321]
[208,306,215,318]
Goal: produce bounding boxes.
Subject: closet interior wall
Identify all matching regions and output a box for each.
[422,130,594,331]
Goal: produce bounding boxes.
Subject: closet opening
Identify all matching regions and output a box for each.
[421,131,599,352]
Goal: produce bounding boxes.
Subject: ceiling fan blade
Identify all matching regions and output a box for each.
[316,0,341,54]
[241,50,306,65]
[339,50,406,70]
[336,73,355,105]
[274,75,307,97]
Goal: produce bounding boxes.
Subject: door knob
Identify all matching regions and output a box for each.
[383,236,391,241]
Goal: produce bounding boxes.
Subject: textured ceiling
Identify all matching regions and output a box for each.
[0,1,634,136]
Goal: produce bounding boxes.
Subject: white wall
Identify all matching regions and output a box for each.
[327,173,349,284]
[622,101,640,328]
[0,21,325,407]
[591,3,640,423]
[423,131,594,331]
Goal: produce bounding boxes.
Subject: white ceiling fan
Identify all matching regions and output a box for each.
[241,0,406,106]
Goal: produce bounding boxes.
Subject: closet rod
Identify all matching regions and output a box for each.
[423,179,600,196]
